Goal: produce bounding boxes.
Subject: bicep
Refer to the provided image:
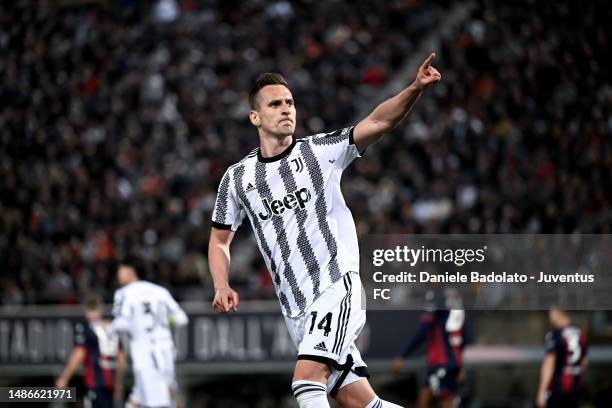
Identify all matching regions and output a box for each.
[543,353,556,368]
[72,345,87,363]
[354,117,388,152]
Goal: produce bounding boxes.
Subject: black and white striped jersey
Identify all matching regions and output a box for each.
[212,126,362,318]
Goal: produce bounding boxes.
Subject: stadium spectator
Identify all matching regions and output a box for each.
[0,0,610,304]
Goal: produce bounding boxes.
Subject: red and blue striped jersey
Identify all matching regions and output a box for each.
[545,325,588,394]
[74,320,119,390]
[402,310,467,368]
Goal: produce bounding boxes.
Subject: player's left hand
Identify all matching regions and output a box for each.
[413,52,441,90]
[55,377,68,388]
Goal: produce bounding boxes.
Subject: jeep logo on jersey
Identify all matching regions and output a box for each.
[257,187,312,220]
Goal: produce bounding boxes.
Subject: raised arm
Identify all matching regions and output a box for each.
[208,227,239,313]
[353,52,441,152]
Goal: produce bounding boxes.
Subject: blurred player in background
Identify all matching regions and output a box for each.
[109,260,189,408]
[209,53,440,407]
[56,293,126,408]
[392,292,468,408]
[537,308,588,408]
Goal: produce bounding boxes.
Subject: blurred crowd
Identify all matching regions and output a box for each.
[372,0,612,237]
[0,0,610,305]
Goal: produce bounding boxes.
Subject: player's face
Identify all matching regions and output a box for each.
[549,309,564,328]
[250,85,296,138]
[85,307,102,321]
[117,265,134,286]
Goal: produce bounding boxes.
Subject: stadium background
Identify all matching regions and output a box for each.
[1,0,611,406]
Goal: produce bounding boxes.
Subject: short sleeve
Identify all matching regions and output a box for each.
[580,332,588,357]
[112,290,126,318]
[74,322,86,347]
[420,311,435,325]
[309,126,362,170]
[109,290,132,335]
[545,331,557,354]
[212,168,245,231]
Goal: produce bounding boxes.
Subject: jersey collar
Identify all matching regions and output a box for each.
[257,138,297,163]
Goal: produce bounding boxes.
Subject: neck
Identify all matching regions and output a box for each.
[124,278,138,286]
[259,133,293,158]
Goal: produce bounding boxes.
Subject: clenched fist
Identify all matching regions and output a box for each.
[213,286,240,313]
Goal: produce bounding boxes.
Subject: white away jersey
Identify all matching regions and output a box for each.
[212,126,362,318]
[110,281,188,346]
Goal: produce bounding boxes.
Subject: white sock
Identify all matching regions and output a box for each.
[292,380,330,408]
[366,396,405,408]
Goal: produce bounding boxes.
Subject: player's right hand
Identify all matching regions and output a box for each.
[55,377,68,388]
[536,390,547,408]
[213,287,240,313]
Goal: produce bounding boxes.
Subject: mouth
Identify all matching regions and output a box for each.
[280,119,293,124]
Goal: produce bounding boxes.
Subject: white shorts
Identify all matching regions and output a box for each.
[285,271,369,395]
[129,344,176,407]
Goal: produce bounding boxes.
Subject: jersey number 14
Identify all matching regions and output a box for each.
[309,312,333,337]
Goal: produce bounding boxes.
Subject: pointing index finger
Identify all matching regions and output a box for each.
[422,52,436,69]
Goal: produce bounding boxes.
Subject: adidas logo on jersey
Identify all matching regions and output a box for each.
[314,342,328,352]
[246,182,257,192]
[257,187,312,221]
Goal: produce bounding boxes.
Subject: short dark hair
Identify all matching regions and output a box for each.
[84,293,103,311]
[249,73,289,110]
[120,254,144,278]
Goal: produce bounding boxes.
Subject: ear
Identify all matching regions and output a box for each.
[249,110,260,127]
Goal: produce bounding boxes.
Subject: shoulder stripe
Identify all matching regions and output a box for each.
[311,127,353,146]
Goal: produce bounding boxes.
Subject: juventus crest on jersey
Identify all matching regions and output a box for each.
[212,126,362,318]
